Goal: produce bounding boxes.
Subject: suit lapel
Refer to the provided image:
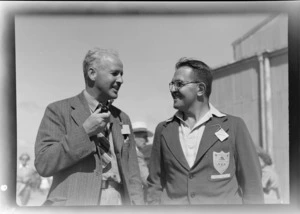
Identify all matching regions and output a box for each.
[109,107,123,156]
[70,93,124,156]
[193,116,229,167]
[70,92,91,127]
[161,120,190,170]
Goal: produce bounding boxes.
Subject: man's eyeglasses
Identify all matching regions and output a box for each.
[169,81,200,91]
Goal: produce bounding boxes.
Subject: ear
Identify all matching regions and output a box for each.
[87,68,96,81]
[197,82,206,96]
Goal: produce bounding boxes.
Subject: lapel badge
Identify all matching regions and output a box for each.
[121,124,131,135]
[214,125,229,142]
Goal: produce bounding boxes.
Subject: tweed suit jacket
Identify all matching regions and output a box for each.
[147,114,264,204]
[34,91,144,206]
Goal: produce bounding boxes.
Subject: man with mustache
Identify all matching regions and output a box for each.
[147,57,264,204]
[34,48,144,206]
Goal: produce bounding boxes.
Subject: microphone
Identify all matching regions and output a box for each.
[99,100,114,113]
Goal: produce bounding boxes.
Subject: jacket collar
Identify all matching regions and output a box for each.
[166,103,226,123]
[70,91,92,127]
[161,106,229,170]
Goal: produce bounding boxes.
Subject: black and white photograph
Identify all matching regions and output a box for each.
[0,1,299,214]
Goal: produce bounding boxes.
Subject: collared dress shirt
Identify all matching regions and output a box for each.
[174,104,226,168]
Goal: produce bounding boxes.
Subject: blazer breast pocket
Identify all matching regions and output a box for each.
[207,149,235,182]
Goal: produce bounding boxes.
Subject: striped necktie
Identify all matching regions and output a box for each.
[94,104,112,169]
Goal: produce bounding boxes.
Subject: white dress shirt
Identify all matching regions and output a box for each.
[174,104,226,168]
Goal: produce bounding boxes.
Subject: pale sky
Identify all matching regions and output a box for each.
[15,13,271,166]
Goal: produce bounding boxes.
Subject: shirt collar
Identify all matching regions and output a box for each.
[166,103,226,123]
[83,89,99,112]
[209,103,226,117]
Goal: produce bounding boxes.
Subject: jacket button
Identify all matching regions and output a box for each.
[190,193,195,198]
[189,174,193,179]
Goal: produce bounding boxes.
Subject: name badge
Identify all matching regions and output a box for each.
[211,173,231,180]
[215,128,229,142]
[121,124,131,135]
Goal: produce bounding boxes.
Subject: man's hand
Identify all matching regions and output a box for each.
[83,108,111,137]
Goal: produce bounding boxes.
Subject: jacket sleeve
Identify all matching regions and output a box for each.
[34,103,97,177]
[235,117,264,204]
[147,122,166,205]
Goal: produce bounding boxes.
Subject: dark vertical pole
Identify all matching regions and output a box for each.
[288,2,300,209]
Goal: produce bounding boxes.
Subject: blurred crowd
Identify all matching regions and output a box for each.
[16,153,52,206]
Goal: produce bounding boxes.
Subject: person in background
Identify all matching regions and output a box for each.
[147,57,264,205]
[132,121,153,200]
[39,176,53,195]
[256,146,282,204]
[34,47,144,206]
[16,153,37,206]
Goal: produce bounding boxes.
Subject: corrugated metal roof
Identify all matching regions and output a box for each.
[231,13,287,61]
[212,47,288,73]
[232,13,280,46]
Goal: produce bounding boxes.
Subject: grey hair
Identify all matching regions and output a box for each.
[82,47,119,82]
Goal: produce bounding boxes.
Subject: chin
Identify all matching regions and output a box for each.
[173,103,181,110]
[109,92,118,99]
[174,102,186,111]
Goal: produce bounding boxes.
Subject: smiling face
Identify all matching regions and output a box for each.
[170,66,200,112]
[92,55,124,103]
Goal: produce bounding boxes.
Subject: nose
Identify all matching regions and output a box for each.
[116,74,123,84]
[169,84,177,93]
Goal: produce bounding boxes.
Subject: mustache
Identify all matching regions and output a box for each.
[171,91,182,98]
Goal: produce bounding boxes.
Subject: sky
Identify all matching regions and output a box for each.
[15,13,272,167]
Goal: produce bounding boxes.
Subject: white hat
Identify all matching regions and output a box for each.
[132,121,153,137]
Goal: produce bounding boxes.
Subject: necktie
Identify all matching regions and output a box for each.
[95,104,112,169]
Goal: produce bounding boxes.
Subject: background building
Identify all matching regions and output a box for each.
[211,13,288,203]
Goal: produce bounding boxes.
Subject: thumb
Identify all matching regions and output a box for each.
[94,107,101,114]
[102,111,111,117]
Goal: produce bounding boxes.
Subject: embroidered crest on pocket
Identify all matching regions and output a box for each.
[213,151,230,174]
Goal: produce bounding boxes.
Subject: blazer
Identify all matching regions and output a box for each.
[147,114,264,205]
[34,91,144,206]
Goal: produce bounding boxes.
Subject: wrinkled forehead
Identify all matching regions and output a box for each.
[98,55,123,68]
[172,65,195,81]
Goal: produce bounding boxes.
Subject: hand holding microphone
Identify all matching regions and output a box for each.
[83,105,111,137]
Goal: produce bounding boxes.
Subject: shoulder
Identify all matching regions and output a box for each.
[224,113,243,122]
[222,114,246,128]
[44,94,80,118]
[154,117,174,134]
[46,94,78,110]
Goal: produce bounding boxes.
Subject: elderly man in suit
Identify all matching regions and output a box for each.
[147,57,264,205]
[35,48,144,206]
